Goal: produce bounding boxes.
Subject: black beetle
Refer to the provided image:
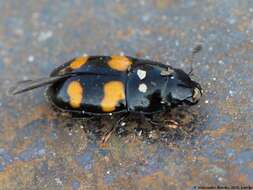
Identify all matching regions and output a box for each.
[11,47,202,140]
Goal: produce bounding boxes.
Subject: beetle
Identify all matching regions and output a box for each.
[11,49,202,141]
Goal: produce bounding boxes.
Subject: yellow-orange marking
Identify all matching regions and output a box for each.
[67,81,83,108]
[108,56,132,71]
[69,56,89,69]
[101,81,125,112]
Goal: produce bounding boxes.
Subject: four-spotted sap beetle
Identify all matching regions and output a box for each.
[12,55,202,119]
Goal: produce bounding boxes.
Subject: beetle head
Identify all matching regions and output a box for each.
[162,67,202,106]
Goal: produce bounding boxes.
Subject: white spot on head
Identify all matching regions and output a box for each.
[137,69,146,80]
[138,83,147,93]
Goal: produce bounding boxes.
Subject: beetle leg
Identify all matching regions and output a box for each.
[100,114,129,145]
[144,114,180,130]
[83,116,101,135]
[143,114,162,127]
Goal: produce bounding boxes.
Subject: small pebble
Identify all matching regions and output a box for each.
[28,55,34,63]
[120,122,126,127]
[55,178,63,186]
[218,60,224,64]
[218,177,223,182]
[229,90,235,96]
[157,36,163,41]
[38,31,53,42]
[148,130,159,140]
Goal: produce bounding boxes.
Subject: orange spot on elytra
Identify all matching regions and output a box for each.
[101,81,125,112]
[108,56,132,71]
[67,81,83,108]
[69,56,88,69]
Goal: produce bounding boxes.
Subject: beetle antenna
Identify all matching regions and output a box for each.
[188,44,202,75]
[9,75,70,95]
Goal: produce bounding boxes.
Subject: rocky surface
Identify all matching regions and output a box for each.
[0,0,252,189]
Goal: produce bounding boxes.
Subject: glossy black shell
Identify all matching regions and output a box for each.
[46,56,201,116]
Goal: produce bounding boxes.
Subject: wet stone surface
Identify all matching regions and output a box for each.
[0,0,253,189]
